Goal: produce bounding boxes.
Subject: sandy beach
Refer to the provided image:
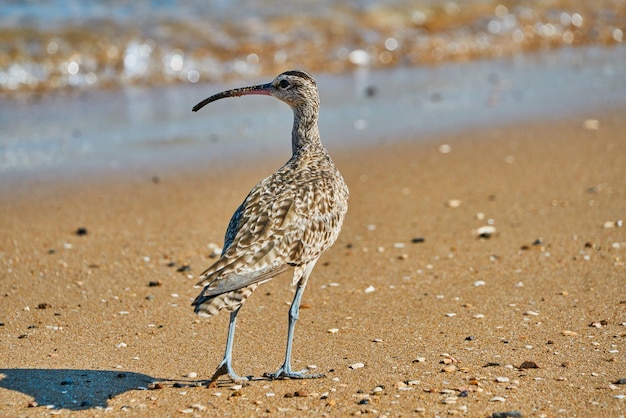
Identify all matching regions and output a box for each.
[1,103,625,416]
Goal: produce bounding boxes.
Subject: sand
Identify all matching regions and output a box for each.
[1,109,625,417]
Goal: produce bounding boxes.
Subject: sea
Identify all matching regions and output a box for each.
[1,0,625,177]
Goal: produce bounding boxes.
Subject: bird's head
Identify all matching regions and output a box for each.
[192,70,319,113]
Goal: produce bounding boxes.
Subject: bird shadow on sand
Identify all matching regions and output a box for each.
[0,368,193,410]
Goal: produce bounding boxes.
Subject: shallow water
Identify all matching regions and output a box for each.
[1,45,625,178]
[1,0,624,93]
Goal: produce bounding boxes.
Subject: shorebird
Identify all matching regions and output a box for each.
[191,70,349,383]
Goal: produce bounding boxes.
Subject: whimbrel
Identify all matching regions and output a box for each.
[191,70,349,383]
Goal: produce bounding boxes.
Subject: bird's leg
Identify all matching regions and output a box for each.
[265,280,325,380]
[207,308,248,384]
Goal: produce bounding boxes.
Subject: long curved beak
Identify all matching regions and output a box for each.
[192,82,273,112]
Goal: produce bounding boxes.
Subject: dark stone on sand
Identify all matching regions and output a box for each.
[491,412,522,418]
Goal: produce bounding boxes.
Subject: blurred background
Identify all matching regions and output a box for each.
[1,0,625,175]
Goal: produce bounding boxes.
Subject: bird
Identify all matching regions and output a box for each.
[190,70,349,383]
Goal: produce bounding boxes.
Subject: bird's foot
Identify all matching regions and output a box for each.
[263,366,325,380]
[207,361,249,386]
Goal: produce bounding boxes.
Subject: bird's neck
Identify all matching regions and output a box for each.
[291,108,323,155]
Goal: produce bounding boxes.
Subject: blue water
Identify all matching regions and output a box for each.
[1,45,625,178]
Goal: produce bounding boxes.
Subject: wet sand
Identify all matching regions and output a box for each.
[1,109,625,416]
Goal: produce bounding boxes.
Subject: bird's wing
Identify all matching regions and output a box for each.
[195,164,346,297]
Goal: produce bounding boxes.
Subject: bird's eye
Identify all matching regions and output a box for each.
[278,79,290,89]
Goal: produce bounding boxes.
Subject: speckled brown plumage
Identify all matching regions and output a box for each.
[190,70,348,383]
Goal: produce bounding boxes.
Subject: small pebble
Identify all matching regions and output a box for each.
[148,280,162,287]
[614,378,626,385]
[411,237,425,244]
[474,225,496,238]
[519,361,540,369]
[350,362,365,370]
[583,119,599,130]
[185,372,197,379]
[442,364,457,373]
[496,377,510,383]
[75,227,88,236]
[561,330,578,336]
[491,411,522,418]
[473,280,486,287]
[473,314,485,319]
[614,394,625,399]
[490,396,506,402]
[364,286,375,293]
[524,310,539,316]
[328,328,339,334]
[446,199,461,208]
[439,144,452,154]
[445,313,456,317]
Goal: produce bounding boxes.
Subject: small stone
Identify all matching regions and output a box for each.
[491,411,522,418]
[489,396,506,402]
[207,243,222,258]
[358,398,369,405]
[394,381,412,390]
[411,237,425,244]
[349,362,365,370]
[442,396,458,404]
[190,404,206,411]
[583,119,599,130]
[519,361,540,369]
[364,285,375,293]
[589,320,608,328]
[496,377,510,383]
[614,378,626,385]
[413,357,426,363]
[372,386,383,393]
[27,401,38,407]
[294,390,308,397]
[37,303,52,309]
[176,264,191,272]
[442,364,457,373]
[328,328,339,334]
[473,314,485,319]
[446,199,461,208]
[445,313,456,317]
[473,280,486,287]
[148,280,162,287]
[439,144,452,154]
[474,225,496,239]
[614,394,626,399]
[561,330,578,336]
[229,384,242,391]
[75,227,88,236]
[185,372,197,378]
[523,310,539,316]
